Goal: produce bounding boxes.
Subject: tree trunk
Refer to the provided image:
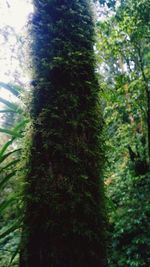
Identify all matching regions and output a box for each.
[19,1,107,266]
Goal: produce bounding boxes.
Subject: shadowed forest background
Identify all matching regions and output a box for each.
[0,0,149,266]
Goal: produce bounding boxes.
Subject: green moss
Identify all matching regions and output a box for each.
[20,1,108,266]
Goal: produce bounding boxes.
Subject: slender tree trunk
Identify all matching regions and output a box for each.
[19,1,107,266]
[137,45,150,165]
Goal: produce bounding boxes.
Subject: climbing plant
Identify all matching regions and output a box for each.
[19,1,107,267]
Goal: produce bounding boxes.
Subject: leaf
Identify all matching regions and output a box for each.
[80,175,88,180]
[7,243,20,267]
[0,82,23,97]
[0,97,22,113]
[0,171,16,190]
[0,128,22,138]
[0,159,20,174]
[0,109,18,113]
[0,138,15,158]
[0,197,16,214]
[0,149,21,164]
[12,119,29,133]
[0,119,28,138]
[0,219,21,240]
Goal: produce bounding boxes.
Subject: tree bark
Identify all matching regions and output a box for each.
[138,45,150,165]
[19,1,107,266]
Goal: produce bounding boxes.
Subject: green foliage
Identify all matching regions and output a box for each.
[107,171,150,267]
[0,83,27,267]
[97,0,150,266]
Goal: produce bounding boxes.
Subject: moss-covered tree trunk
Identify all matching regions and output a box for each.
[19,0,107,266]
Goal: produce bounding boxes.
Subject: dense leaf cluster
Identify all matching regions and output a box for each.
[97,0,150,266]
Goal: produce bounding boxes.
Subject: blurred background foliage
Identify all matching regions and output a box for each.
[0,83,28,267]
[0,0,150,266]
[96,0,150,266]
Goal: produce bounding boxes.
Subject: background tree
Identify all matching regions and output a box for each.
[20,1,107,267]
